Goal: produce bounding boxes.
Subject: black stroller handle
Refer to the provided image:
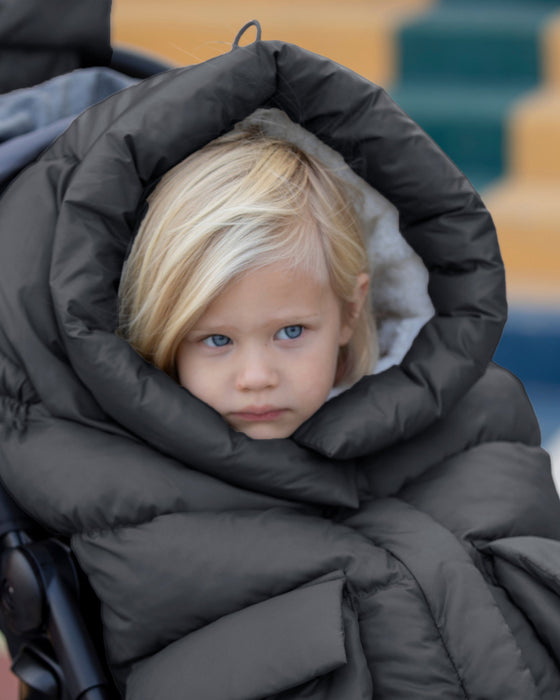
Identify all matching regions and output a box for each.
[0,480,117,699]
[2,535,117,700]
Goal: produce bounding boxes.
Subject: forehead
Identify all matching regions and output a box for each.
[198,262,340,326]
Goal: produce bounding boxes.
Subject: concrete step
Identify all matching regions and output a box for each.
[545,12,560,85]
[388,83,525,188]
[398,2,558,87]
[509,88,560,179]
[391,3,560,189]
[390,82,560,188]
[111,0,435,86]
[483,178,560,302]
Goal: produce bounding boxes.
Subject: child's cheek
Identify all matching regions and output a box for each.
[292,348,338,400]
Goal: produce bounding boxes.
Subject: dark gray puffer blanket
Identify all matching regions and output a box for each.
[1,38,560,699]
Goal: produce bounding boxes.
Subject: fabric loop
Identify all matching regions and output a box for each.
[232,19,262,49]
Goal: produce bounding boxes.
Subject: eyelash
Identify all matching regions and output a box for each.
[201,325,304,348]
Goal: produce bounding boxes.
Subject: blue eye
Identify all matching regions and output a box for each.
[203,334,231,348]
[276,325,303,340]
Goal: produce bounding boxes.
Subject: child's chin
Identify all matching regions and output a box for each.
[235,422,296,440]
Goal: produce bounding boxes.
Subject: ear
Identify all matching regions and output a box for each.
[339,272,370,346]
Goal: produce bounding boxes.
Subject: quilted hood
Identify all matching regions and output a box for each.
[0,39,506,510]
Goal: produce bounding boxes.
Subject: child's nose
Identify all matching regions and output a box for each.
[235,348,278,392]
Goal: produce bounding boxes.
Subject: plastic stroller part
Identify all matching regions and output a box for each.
[11,638,61,698]
[0,486,116,700]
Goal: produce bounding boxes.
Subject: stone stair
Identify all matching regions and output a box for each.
[389,0,560,302]
[484,12,560,303]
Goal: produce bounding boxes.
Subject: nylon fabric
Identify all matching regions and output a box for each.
[0,0,112,93]
[1,37,560,699]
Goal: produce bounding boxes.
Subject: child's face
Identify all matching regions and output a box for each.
[176,261,363,439]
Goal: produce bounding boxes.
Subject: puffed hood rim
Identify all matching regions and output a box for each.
[0,39,506,508]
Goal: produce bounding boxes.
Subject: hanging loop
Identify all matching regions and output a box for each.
[232,20,262,49]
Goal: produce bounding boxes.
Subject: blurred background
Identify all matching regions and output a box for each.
[112,0,560,464]
[1,0,559,694]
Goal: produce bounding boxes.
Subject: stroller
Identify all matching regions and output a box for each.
[3,3,560,699]
[0,3,172,697]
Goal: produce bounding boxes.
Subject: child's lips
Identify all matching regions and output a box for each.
[231,406,287,422]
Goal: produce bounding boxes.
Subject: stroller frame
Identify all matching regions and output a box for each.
[0,483,118,700]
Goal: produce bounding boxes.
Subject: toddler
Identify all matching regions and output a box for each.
[2,33,558,699]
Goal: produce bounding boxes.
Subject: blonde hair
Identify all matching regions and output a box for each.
[118,125,377,386]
